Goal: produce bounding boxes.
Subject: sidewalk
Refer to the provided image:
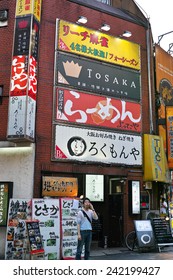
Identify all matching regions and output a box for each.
[90,246,173,260]
[90,246,128,257]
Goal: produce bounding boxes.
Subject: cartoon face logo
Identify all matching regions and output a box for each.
[67,136,87,156]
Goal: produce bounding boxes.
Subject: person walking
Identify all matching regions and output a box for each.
[76,197,98,260]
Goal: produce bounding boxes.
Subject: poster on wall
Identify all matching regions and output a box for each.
[5,199,32,260]
[32,199,60,260]
[54,124,142,166]
[56,52,141,101]
[56,87,141,132]
[85,174,104,201]
[60,198,81,259]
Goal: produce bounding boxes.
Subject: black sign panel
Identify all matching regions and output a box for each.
[0,182,13,226]
[26,220,44,252]
[13,16,31,56]
[56,52,141,101]
[31,18,40,60]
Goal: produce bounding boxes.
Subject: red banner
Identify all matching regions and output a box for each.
[56,88,141,132]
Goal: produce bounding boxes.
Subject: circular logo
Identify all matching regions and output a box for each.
[141,234,151,244]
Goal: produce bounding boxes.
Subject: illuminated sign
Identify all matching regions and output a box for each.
[57,19,140,70]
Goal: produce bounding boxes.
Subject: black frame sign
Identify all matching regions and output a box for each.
[56,52,141,101]
[134,220,155,248]
[0,182,13,226]
[26,220,44,253]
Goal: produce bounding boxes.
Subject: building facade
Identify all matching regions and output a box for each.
[0,0,167,258]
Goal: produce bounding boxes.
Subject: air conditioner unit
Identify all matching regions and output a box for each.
[0,10,8,21]
[142,210,160,220]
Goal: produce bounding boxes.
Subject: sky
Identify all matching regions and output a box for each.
[134,0,173,52]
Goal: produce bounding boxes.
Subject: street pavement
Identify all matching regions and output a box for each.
[90,246,173,260]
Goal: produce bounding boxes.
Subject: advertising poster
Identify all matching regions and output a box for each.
[5,199,32,260]
[56,52,141,101]
[54,124,142,166]
[57,19,140,70]
[56,87,141,132]
[32,199,60,260]
[60,198,81,259]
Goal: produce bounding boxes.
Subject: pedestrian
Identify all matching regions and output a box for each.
[76,197,98,260]
[160,197,168,214]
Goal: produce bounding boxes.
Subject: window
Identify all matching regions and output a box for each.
[0,10,8,27]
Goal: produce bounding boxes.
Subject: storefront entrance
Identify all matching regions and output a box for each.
[108,194,123,247]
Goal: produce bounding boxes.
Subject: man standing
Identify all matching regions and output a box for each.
[76,197,98,260]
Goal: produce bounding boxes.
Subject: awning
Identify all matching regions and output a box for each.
[143,134,170,183]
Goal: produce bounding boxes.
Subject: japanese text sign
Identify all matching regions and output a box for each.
[54,124,142,166]
[56,52,141,101]
[42,177,78,197]
[16,0,42,22]
[57,19,141,70]
[56,87,141,132]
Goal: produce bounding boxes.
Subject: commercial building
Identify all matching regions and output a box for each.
[0,0,171,259]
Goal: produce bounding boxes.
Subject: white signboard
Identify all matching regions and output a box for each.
[32,199,60,260]
[86,174,104,201]
[61,198,81,260]
[55,125,142,165]
[132,181,140,214]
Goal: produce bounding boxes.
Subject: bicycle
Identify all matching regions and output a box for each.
[125,230,138,251]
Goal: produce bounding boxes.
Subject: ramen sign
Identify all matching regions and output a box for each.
[42,176,78,197]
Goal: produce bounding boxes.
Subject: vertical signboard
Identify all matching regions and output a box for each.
[143,134,169,182]
[155,45,173,169]
[60,198,81,259]
[32,199,61,260]
[5,199,32,260]
[7,0,42,141]
[0,182,13,226]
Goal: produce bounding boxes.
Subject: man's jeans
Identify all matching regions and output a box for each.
[76,230,92,260]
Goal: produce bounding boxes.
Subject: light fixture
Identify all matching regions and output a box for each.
[100,23,110,32]
[122,30,132,38]
[77,16,87,24]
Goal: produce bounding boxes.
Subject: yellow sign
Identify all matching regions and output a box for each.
[16,0,42,22]
[42,177,78,197]
[57,20,140,70]
[143,134,169,182]
[16,0,34,16]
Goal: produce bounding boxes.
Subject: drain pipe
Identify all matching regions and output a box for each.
[146,21,154,134]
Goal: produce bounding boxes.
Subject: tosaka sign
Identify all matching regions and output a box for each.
[56,52,141,101]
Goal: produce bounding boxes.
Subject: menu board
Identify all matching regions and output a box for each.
[61,198,81,259]
[26,220,44,253]
[5,199,32,260]
[32,199,60,260]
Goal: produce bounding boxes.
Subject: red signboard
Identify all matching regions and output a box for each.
[56,88,141,132]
